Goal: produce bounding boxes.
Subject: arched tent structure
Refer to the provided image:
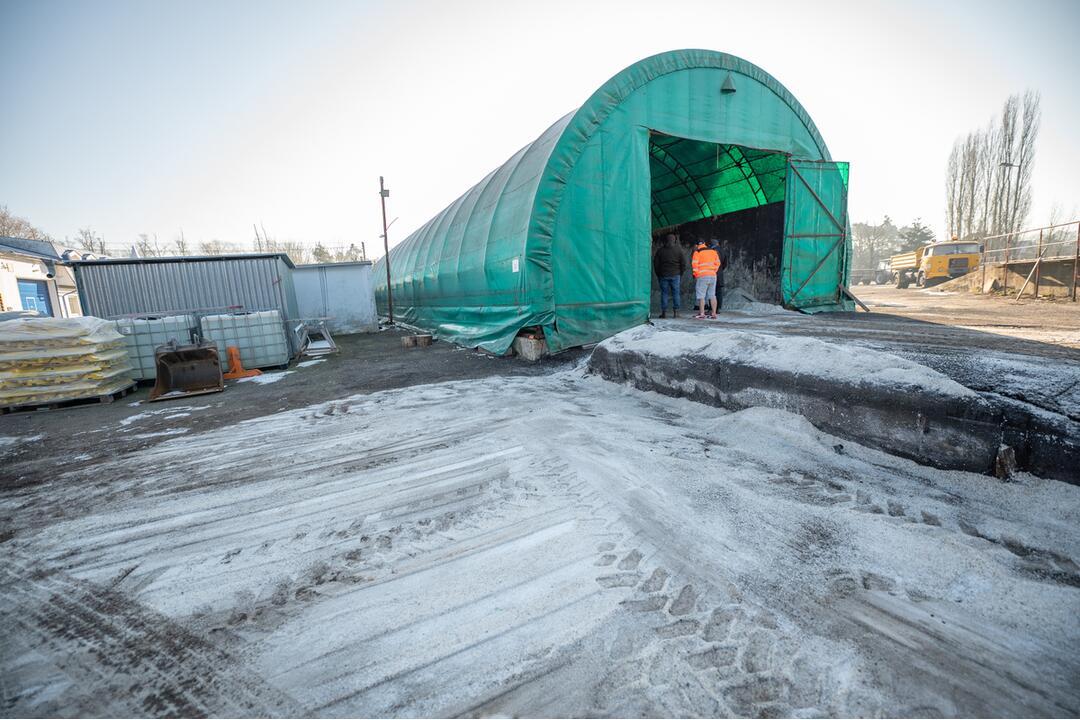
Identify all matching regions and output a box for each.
[375,49,850,354]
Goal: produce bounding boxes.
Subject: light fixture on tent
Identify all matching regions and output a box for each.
[720,72,737,94]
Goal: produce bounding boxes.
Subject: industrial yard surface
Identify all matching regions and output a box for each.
[854,284,1080,349]
[3,303,1079,718]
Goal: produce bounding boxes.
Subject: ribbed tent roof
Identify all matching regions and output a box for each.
[376,49,841,353]
[649,137,791,230]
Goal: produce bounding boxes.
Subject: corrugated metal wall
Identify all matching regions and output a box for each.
[72,256,296,318]
[294,262,377,334]
[71,255,301,351]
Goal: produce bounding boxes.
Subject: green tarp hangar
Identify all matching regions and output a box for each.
[375,49,851,354]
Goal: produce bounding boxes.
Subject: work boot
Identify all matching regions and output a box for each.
[659,311,667,319]
[672,310,679,318]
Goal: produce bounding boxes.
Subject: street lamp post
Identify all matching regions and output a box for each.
[379,176,394,325]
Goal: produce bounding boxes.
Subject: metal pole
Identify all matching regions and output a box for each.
[1003,232,1011,296]
[379,176,394,324]
[1034,229,1043,298]
[980,240,987,294]
[1073,223,1079,302]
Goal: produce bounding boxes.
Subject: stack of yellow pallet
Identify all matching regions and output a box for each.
[0,315,134,409]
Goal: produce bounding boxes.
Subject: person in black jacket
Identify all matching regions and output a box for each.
[709,239,727,309]
[653,234,687,318]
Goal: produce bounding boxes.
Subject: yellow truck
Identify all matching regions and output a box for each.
[889,240,982,288]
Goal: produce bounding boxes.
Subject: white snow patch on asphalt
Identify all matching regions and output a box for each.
[237,371,293,385]
[296,359,325,368]
[606,324,978,398]
[0,433,43,448]
[119,405,209,427]
[131,428,190,440]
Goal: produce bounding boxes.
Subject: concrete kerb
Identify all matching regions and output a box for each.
[587,342,1080,484]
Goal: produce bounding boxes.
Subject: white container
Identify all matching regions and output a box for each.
[114,315,196,380]
[200,310,289,370]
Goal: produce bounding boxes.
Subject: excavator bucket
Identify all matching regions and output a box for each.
[149,340,224,402]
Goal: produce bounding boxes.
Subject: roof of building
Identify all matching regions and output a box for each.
[295,261,373,269]
[65,252,297,269]
[0,236,63,262]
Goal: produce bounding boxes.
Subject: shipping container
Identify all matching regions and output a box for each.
[293,262,377,334]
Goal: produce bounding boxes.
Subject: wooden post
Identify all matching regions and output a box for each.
[1034,229,1043,298]
[1014,257,1041,302]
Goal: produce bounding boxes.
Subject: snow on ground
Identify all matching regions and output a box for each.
[296,359,326,368]
[3,368,1078,717]
[721,287,794,315]
[0,434,42,448]
[606,324,978,398]
[237,371,294,385]
[130,428,190,440]
[119,405,208,427]
[884,347,1080,420]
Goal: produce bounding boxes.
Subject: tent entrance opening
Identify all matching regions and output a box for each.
[647,133,789,312]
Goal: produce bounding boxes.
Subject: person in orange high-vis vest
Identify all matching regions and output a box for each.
[691,242,721,319]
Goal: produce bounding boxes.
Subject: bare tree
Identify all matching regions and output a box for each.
[339,243,364,261]
[135,233,164,257]
[174,229,189,256]
[976,121,998,236]
[852,216,900,269]
[257,230,310,265]
[75,227,106,255]
[993,95,1019,236]
[1008,90,1041,234]
[945,141,961,239]
[199,239,228,255]
[1044,202,1079,257]
[945,91,1041,241]
[945,131,982,240]
[960,132,981,239]
[0,205,53,240]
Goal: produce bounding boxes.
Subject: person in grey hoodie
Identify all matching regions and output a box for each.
[653,234,687,318]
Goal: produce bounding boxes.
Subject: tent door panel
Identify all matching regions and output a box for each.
[782,159,849,309]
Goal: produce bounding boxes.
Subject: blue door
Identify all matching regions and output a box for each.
[17,279,54,316]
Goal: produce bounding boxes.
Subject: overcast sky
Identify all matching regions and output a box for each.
[2,0,1077,255]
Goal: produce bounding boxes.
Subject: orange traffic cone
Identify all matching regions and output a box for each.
[222,346,261,380]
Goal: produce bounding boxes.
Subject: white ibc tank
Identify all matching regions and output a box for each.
[200,310,290,370]
[114,315,196,380]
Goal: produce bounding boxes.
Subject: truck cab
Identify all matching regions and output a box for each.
[918,241,982,286]
[889,241,982,288]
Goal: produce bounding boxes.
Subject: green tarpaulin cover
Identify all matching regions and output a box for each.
[375,49,850,354]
